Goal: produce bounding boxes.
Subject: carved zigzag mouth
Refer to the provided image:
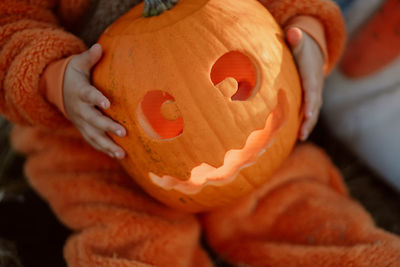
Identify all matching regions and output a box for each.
[149,89,288,194]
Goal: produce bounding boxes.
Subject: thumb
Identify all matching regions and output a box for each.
[285,27,304,55]
[74,43,103,75]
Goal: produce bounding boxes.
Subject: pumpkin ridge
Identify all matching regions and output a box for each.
[175,47,228,166]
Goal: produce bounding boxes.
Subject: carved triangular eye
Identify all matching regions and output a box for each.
[137,90,183,140]
[211,51,259,101]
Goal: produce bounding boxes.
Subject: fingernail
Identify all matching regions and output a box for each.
[91,43,100,50]
[101,101,109,109]
[302,130,308,139]
[116,130,123,137]
[114,152,120,158]
[306,111,313,118]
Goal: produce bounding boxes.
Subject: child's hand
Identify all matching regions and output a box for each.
[286,27,325,141]
[63,44,126,159]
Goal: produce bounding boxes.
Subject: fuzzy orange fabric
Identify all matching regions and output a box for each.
[202,145,400,266]
[11,125,400,266]
[10,125,213,266]
[0,0,86,128]
[4,1,399,267]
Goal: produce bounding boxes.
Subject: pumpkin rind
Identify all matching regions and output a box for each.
[93,0,302,212]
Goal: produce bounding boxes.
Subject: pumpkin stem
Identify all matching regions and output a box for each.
[143,0,178,17]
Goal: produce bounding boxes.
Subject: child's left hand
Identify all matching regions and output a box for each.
[285,27,325,141]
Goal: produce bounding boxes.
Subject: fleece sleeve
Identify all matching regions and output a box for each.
[0,0,86,128]
[258,0,346,73]
[39,56,72,118]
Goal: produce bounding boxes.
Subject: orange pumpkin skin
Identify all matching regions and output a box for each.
[92,0,303,212]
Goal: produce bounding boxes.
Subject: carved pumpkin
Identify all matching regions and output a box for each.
[93,0,303,212]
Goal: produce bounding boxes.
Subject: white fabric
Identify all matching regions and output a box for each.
[344,0,384,34]
[322,0,400,191]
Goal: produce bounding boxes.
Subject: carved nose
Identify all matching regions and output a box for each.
[161,100,181,121]
[215,77,238,98]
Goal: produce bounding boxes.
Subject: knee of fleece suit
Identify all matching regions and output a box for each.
[201,143,374,248]
[201,163,400,267]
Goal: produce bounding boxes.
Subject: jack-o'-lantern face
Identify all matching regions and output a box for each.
[93,0,302,212]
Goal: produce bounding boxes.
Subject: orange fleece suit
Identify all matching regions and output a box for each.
[2,0,400,266]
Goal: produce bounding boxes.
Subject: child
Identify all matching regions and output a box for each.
[2,0,400,266]
[323,0,400,191]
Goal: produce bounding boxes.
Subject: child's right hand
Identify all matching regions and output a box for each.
[63,44,126,159]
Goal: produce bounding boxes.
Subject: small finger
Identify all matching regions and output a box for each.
[306,95,323,121]
[97,133,126,159]
[83,126,126,159]
[80,131,105,153]
[300,123,313,141]
[89,110,126,137]
[300,122,311,141]
[299,105,318,140]
[75,44,103,75]
[80,86,110,109]
[304,95,320,119]
[300,108,320,140]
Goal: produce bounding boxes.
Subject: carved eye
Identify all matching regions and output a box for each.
[137,90,183,140]
[211,51,259,101]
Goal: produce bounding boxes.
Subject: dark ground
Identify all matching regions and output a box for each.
[0,117,399,267]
